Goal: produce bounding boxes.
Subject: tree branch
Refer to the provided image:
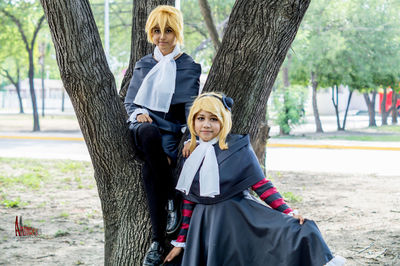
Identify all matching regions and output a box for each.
[30,15,46,50]
[198,0,221,51]
[1,9,31,51]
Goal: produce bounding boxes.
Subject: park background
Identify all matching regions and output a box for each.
[0,0,400,265]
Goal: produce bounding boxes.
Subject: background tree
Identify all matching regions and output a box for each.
[1,1,45,131]
[40,0,310,265]
[340,0,400,127]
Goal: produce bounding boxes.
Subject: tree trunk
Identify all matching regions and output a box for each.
[118,0,174,101]
[311,71,323,132]
[41,1,151,264]
[1,9,44,131]
[342,90,353,130]
[41,0,310,264]
[381,87,388,125]
[279,53,291,135]
[2,67,24,114]
[198,0,221,51]
[331,86,341,130]
[203,0,310,161]
[392,91,398,124]
[28,50,40,131]
[363,91,377,127]
[16,65,24,114]
[40,42,46,117]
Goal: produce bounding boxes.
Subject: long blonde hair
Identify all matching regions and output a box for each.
[187,92,232,152]
[145,5,184,45]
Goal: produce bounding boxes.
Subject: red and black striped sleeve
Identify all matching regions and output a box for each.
[173,199,196,246]
[251,178,293,214]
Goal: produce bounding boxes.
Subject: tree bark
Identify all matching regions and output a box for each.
[203,0,310,161]
[311,71,323,132]
[391,91,398,124]
[198,0,221,51]
[41,0,310,264]
[363,91,377,127]
[41,1,151,264]
[118,0,174,102]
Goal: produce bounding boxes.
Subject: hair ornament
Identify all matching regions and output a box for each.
[199,93,234,112]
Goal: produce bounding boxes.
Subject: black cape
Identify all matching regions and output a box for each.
[183,134,265,204]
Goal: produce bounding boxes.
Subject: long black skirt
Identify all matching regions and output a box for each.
[182,192,334,266]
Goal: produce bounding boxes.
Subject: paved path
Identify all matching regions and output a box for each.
[1,131,399,176]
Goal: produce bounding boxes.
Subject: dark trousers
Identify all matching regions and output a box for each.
[133,122,174,242]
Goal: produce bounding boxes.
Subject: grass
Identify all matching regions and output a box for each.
[282,191,303,203]
[0,158,94,194]
[375,125,400,133]
[0,194,27,208]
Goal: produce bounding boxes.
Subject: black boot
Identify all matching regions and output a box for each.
[142,241,164,266]
[166,199,181,235]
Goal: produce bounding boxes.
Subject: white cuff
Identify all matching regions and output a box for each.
[171,240,186,248]
[129,108,149,122]
[287,210,299,217]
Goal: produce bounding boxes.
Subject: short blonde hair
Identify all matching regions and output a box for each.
[187,92,232,152]
[145,5,184,45]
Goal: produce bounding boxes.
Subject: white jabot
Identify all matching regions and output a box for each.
[176,138,220,197]
[133,45,181,113]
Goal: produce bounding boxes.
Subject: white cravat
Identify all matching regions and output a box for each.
[133,45,181,113]
[176,138,220,197]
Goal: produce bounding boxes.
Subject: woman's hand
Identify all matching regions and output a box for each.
[293,214,305,225]
[164,247,183,263]
[182,142,191,158]
[136,113,153,123]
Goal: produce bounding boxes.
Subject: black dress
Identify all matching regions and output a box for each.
[179,135,337,266]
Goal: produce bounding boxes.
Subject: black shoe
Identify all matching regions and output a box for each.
[166,199,181,235]
[142,241,164,266]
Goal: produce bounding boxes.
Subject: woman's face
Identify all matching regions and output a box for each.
[194,110,221,142]
[151,25,177,56]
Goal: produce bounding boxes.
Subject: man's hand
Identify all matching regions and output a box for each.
[293,214,305,225]
[137,113,153,123]
[182,142,191,158]
[164,247,183,263]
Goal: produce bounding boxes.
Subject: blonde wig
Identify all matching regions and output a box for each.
[187,92,232,152]
[145,5,184,45]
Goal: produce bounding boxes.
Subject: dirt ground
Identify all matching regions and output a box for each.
[0,158,399,265]
[0,114,399,265]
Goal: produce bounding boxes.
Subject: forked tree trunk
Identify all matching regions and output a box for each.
[41,0,310,264]
[311,71,323,132]
[41,1,151,264]
[203,0,310,160]
[363,91,377,127]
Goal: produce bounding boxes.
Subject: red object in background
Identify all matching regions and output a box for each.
[379,89,400,113]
